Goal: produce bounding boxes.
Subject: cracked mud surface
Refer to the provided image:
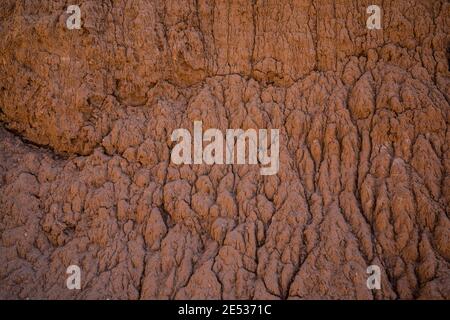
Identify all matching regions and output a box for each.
[0,0,449,299]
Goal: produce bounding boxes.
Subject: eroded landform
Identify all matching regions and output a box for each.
[0,0,449,299]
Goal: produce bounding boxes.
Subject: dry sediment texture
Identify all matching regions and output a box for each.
[0,0,449,299]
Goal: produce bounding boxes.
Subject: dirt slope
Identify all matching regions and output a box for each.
[0,0,449,299]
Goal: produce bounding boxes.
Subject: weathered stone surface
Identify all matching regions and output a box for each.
[0,0,449,299]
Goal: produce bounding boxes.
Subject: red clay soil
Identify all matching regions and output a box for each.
[0,0,449,299]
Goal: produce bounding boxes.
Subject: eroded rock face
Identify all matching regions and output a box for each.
[0,0,449,299]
